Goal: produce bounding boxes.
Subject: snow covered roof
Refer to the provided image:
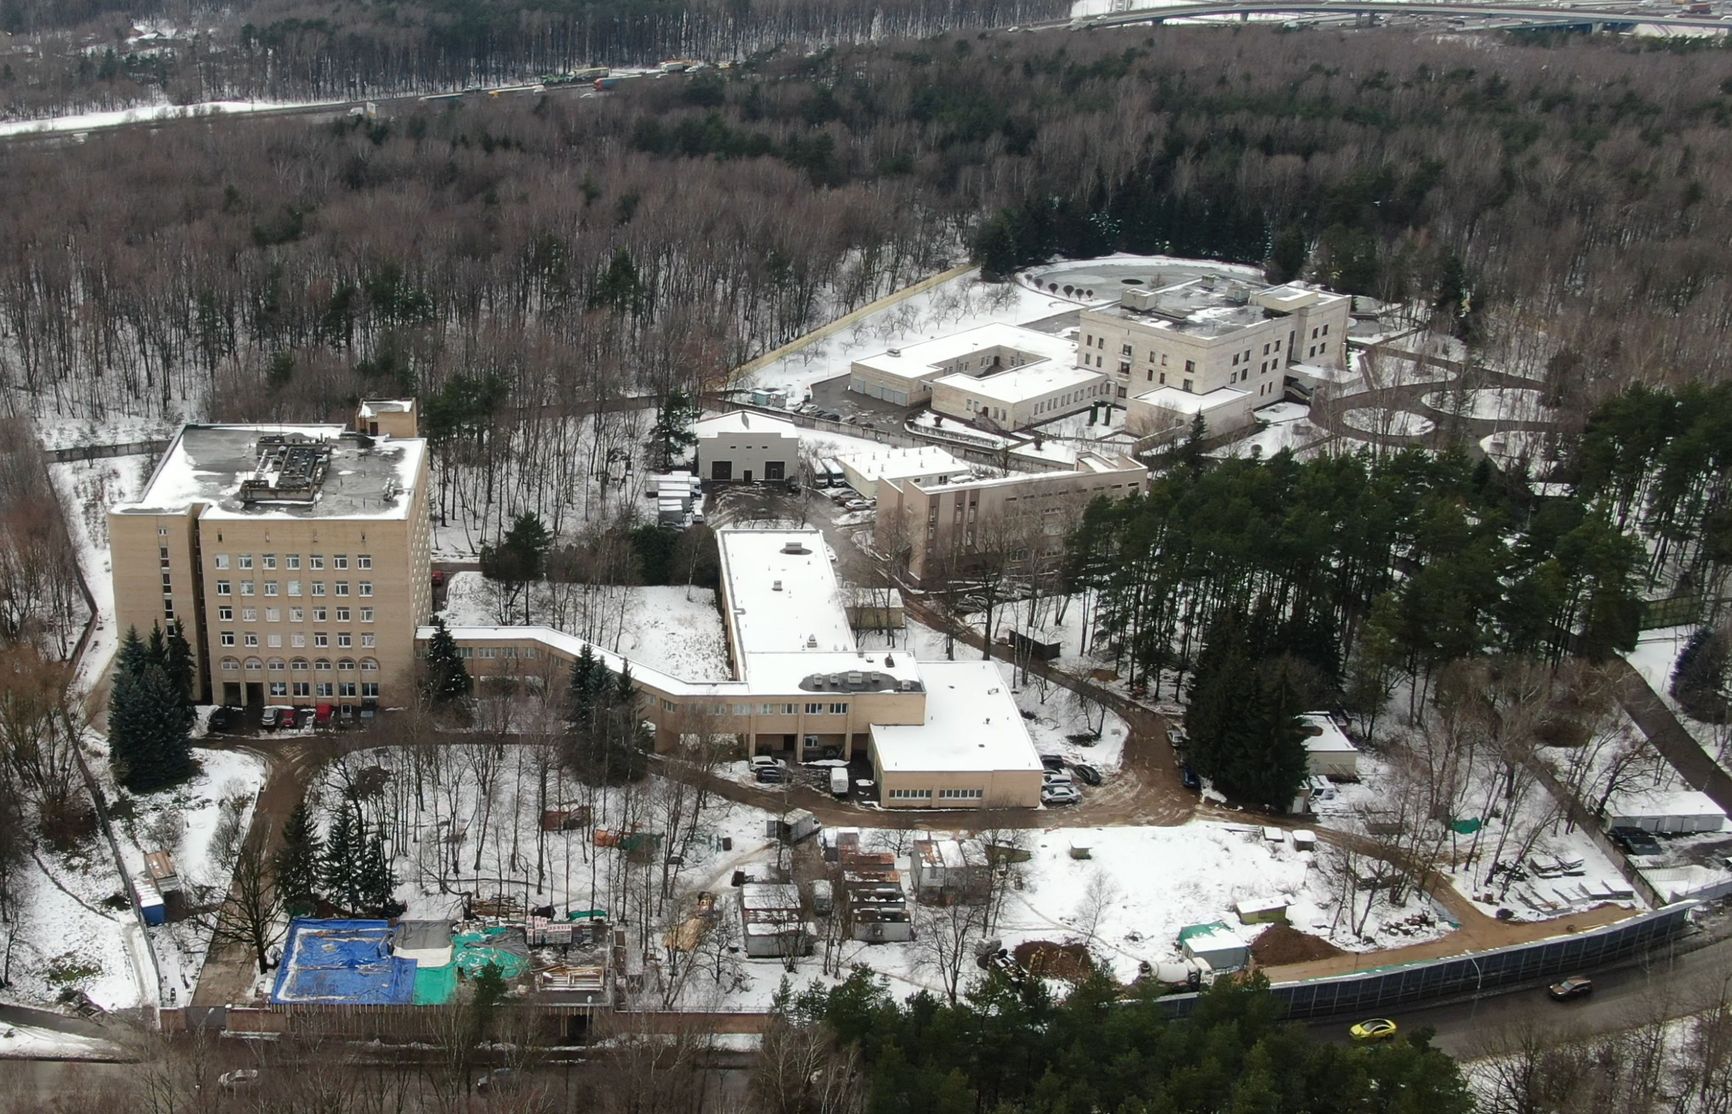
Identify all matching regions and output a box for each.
[1096,278,1347,340]
[933,363,1105,404]
[854,323,1077,386]
[717,528,853,657]
[1605,787,1726,823]
[869,661,1042,774]
[836,445,968,484]
[1178,921,1247,950]
[358,398,414,417]
[1299,714,1357,754]
[1133,386,1250,414]
[117,424,425,521]
[695,410,799,439]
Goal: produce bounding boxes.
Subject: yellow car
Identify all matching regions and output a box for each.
[1349,1018,1399,1042]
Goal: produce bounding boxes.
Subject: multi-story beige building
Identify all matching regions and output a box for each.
[1079,277,1350,438]
[874,452,1148,584]
[437,527,1044,809]
[109,402,432,714]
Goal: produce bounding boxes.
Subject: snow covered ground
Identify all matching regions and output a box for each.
[1342,408,1435,437]
[35,413,181,453]
[48,454,153,692]
[1627,625,1732,774]
[440,573,731,681]
[0,99,343,138]
[1422,388,1553,423]
[0,831,145,1013]
[0,1022,124,1060]
[1212,402,1329,461]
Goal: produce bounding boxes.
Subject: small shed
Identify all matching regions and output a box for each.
[1299,713,1359,780]
[1179,921,1250,972]
[1606,788,1727,835]
[1291,829,1317,853]
[911,838,987,899]
[144,850,181,894]
[135,876,166,926]
[738,883,811,959]
[1261,827,1287,850]
[1235,897,1290,926]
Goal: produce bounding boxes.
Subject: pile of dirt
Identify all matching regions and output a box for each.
[1013,939,1095,982]
[1249,922,1344,967]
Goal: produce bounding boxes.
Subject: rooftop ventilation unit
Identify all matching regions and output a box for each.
[781,541,811,555]
[772,580,783,591]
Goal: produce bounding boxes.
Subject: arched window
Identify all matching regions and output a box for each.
[359,657,380,674]
[267,658,286,673]
[337,658,356,672]
[315,658,332,672]
[220,657,241,672]
[243,657,264,672]
[290,658,309,673]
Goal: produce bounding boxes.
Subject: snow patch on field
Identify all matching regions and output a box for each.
[1627,625,1732,774]
[0,1022,123,1060]
[0,99,340,138]
[48,453,154,692]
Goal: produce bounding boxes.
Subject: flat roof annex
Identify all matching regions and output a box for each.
[855,323,1076,386]
[933,363,1104,405]
[869,661,1041,774]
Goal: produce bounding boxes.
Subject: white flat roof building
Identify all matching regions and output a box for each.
[1299,713,1359,779]
[695,410,800,485]
[836,445,970,499]
[868,661,1043,808]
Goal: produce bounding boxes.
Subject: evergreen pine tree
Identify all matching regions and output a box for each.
[321,806,361,910]
[274,797,323,915]
[360,830,395,912]
[423,617,472,706]
[567,643,598,728]
[1672,626,1729,723]
[165,621,197,712]
[109,628,195,792]
[648,387,700,471]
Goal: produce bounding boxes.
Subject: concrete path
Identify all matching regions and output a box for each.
[1604,656,1732,816]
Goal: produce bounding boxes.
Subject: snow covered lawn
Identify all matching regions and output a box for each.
[48,454,154,692]
[1342,408,1435,437]
[1627,625,1732,774]
[0,1022,124,1060]
[441,573,731,681]
[1422,388,1552,422]
[0,835,144,1013]
[0,99,343,138]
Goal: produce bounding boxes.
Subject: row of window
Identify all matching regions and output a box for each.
[264,680,378,699]
[887,787,985,800]
[218,606,374,624]
[213,580,373,598]
[221,631,376,648]
[212,553,371,571]
[218,656,379,672]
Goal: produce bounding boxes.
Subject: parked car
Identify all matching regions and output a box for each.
[277,706,298,729]
[1548,975,1593,1001]
[1180,765,1201,792]
[293,706,316,729]
[259,707,281,731]
[843,499,872,512]
[1071,763,1103,786]
[1039,754,1068,773]
[1041,784,1081,806]
[817,410,842,421]
[1349,1018,1398,1042]
[754,761,786,784]
[207,706,239,732]
[1167,726,1186,748]
[1042,770,1073,788]
[476,1067,517,1092]
[218,1069,261,1089]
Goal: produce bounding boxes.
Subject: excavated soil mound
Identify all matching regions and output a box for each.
[1013,939,1095,982]
[1250,922,1344,967]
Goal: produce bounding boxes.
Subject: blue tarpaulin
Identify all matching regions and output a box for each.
[270,918,417,1005]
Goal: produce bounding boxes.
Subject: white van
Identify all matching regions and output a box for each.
[830,767,850,796]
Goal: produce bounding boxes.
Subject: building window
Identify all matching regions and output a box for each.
[310,555,325,570]
[289,607,303,623]
[292,633,306,647]
[805,703,823,714]
[262,554,277,570]
[220,656,240,672]
[889,788,930,800]
[216,580,231,596]
[218,606,233,621]
[293,682,310,698]
[240,581,255,597]
[286,555,301,570]
[335,582,349,597]
[314,633,329,648]
[360,608,374,623]
[360,657,379,673]
[315,659,332,672]
[338,658,356,672]
[938,788,984,800]
[267,634,282,648]
[357,555,372,570]
[336,608,350,622]
[312,582,326,597]
[238,554,253,570]
[829,703,848,715]
[333,555,349,570]
[337,633,352,648]
[340,682,358,698]
[287,580,301,597]
[267,657,285,672]
[242,607,257,622]
[244,656,263,672]
[244,633,259,647]
[269,681,288,698]
[291,658,309,673]
[358,582,373,598]
[263,581,278,597]
[361,682,379,698]
[314,608,327,622]
[316,682,333,697]
[220,632,235,647]
[214,554,230,570]
[266,608,280,623]
[157,526,169,537]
